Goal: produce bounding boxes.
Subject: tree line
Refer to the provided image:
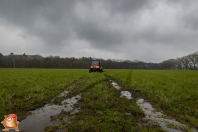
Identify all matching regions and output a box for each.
[159,51,198,70]
[0,52,197,70]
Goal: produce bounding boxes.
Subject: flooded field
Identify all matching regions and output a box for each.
[18,92,81,132]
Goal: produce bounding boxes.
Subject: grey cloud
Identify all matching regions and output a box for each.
[0,0,156,50]
[105,0,156,15]
[0,0,154,46]
[73,19,126,51]
[0,0,198,62]
[166,0,198,30]
[71,0,156,51]
[180,9,198,30]
[0,0,77,47]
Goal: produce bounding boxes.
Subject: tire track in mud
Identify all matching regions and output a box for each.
[61,75,149,132]
[45,74,163,131]
[106,75,198,132]
[16,76,89,132]
[17,75,108,132]
[15,73,198,132]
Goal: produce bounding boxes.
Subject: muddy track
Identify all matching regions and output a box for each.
[105,74,198,132]
[14,75,107,132]
[12,74,198,132]
[105,74,140,99]
[16,76,87,120]
[14,76,88,132]
[44,75,162,132]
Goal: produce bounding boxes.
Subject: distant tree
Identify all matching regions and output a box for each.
[21,53,26,68]
[0,53,3,67]
[1,51,198,69]
[160,59,175,69]
[181,56,189,70]
[10,52,15,68]
[195,52,198,69]
[187,53,197,70]
[175,58,183,70]
[187,57,193,70]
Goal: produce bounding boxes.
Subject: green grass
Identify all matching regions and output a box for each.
[45,72,163,132]
[105,70,198,127]
[1,68,197,131]
[0,68,88,117]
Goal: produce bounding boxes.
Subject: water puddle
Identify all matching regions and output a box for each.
[137,99,187,132]
[17,91,81,132]
[110,80,132,99]
[120,91,132,100]
[110,80,121,90]
[110,79,198,132]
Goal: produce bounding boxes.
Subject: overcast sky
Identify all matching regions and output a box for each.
[0,0,198,63]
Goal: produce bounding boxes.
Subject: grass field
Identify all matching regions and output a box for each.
[0,69,197,131]
[0,69,87,116]
[105,70,198,128]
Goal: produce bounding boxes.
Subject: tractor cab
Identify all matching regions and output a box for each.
[89,60,103,73]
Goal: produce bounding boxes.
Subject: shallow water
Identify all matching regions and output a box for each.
[110,80,132,99]
[120,91,132,100]
[16,92,81,132]
[137,99,186,132]
[110,80,121,90]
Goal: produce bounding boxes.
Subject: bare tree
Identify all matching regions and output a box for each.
[187,57,193,70]
[181,56,190,70]
[188,53,197,70]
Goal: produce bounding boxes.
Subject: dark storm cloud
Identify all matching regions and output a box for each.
[70,0,157,51]
[73,18,125,50]
[0,0,154,49]
[0,0,198,62]
[105,0,155,14]
[0,0,77,47]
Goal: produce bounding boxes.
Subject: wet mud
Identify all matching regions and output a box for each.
[110,80,198,132]
[137,99,186,132]
[6,77,197,132]
[16,91,81,132]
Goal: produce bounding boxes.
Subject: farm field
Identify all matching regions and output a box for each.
[0,69,87,116]
[106,70,198,128]
[0,69,197,131]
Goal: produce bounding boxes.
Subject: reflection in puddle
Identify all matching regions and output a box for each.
[18,92,81,132]
[120,91,132,100]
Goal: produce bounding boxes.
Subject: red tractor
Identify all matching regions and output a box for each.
[89,60,103,73]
